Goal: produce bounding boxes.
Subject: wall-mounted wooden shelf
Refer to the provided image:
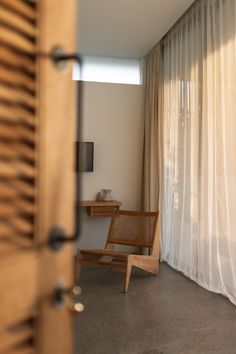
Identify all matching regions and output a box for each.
[79,200,122,218]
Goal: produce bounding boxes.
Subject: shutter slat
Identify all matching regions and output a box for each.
[15,199,35,215]
[0,236,33,253]
[11,217,33,234]
[0,125,16,139]
[0,201,35,217]
[0,218,34,236]
[0,105,36,127]
[0,25,35,54]
[0,142,35,161]
[0,185,18,199]
[0,0,36,21]
[0,324,34,353]
[0,125,35,143]
[0,180,35,200]
[0,144,17,159]
[0,161,36,178]
[0,7,36,38]
[0,67,35,92]
[0,85,35,110]
[11,179,35,198]
[17,144,35,161]
[0,222,13,237]
[0,47,35,74]
[0,1,37,350]
[0,204,16,217]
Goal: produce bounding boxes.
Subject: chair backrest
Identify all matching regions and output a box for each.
[106,210,159,250]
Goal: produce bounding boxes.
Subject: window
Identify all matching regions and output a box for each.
[73,55,142,85]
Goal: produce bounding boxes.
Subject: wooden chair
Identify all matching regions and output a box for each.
[76,210,160,292]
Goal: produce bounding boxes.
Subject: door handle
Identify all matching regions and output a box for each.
[37,45,82,68]
[38,46,83,251]
[48,226,81,251]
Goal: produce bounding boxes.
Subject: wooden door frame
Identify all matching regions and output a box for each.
[36,1,77,353]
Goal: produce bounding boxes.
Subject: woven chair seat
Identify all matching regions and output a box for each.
[76,210,160,292]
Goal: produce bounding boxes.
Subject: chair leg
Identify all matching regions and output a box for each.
[132,256,159,275]
[124,257,132,293]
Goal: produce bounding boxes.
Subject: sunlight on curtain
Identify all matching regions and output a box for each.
[161,0,236,305]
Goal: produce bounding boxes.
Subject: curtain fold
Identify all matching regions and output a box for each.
[142,44,163,212]
[143,0,236,305]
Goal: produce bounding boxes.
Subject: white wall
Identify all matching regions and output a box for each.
[77,82,143,249]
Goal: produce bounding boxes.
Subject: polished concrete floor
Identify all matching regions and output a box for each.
[75,263,236,354]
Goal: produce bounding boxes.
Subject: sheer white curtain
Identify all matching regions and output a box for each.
[161,0,236,304]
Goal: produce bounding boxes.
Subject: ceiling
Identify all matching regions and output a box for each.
[77,0,195,59]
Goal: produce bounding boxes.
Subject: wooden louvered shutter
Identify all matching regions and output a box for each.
[0,1,77,354]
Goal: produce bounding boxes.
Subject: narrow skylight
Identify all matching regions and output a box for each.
[73,55,141,85]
